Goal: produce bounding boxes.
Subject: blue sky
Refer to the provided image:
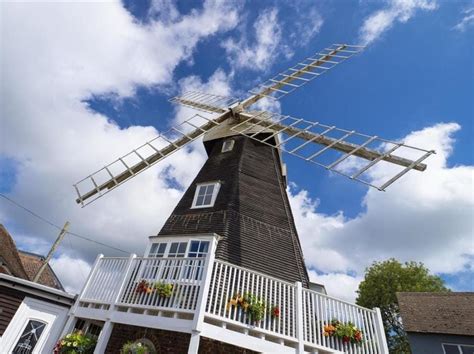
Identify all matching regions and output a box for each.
[1,0,473,298]
[87,0,473,216]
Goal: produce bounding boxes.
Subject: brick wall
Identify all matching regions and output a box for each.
[105,323,256,354]
[105,324,190,353]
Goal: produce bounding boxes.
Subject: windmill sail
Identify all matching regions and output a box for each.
[74,114,228,206]
[74,42,434,207]
[241,44,365,108]
[170,44,365,114]
[169,91,239,114]
[231,111,434,191]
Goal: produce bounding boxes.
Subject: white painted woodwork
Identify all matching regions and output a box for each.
[93,321,113,354]
[73,256,388,354]
[1,297,68,354]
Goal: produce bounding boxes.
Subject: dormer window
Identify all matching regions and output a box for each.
[191,182,220,208]
[221,139,234,152]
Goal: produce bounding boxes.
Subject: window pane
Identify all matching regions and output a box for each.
[444,344,461,354]
[13,320,46,354]
[462,346,474,354]
[197,185,206,197]
[190,241,199,253]
[149,243,166,257]
[178,242,187,254]
[203,194,213,205]
[192,182,220,208]
[206,184,214,195]
[199,241,209,253]
[169,242,178,254]
[150,243,158,254]
[196,195,204,206]
[158,243,167,254]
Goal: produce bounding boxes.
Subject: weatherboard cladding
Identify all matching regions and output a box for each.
[158,135,309,286]
[0,286,24,336]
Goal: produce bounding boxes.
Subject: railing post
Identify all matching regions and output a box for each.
[295,281,305,354]
[188,236,219,354]
[60,254,104,339]
[94,254,136,354]
[374,307,389,354]
[112,253,137,306]
[78,254,104,304]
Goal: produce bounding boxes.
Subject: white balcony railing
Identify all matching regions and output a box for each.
[77,255,388,353]
[207,259,297,339]
[208,260,384,354]
[81,257,205,313]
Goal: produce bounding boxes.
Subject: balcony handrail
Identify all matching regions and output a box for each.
[79,255,388,353]
[215,259,375,313]
[302,287,376,313]
[213,259,297,288]
[98,256,207,262]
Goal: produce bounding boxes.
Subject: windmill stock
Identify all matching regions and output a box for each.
[74,43,435,207]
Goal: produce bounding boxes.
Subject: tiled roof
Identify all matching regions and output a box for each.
[19,251,64,291]
[0,224,29,279]
[0,224,64,291]
[397,292,474,336]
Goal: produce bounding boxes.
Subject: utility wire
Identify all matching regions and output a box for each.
[0,193,130,254]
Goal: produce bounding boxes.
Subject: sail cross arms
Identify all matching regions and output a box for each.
[231,111,434,191]
[74,43,434,206]
[73,114,229,206]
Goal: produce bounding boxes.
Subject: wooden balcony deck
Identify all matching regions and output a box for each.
[72,255,388,354]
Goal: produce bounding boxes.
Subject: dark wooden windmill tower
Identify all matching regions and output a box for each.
[67,44,434,354]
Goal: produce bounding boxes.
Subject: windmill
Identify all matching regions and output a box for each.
[68,44,433,353]
[73,43,434,208]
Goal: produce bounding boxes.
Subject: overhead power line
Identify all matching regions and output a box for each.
[0,193,130,254]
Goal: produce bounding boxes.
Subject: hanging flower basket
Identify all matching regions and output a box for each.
[121,340,156,354]
[227,292,267,324]
[54,330,97,354]
[323,319,364,345]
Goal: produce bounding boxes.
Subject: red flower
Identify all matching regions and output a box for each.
[342,336,350,343]
[272,306,280,317]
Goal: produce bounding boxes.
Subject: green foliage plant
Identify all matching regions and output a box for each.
[54,330,97,354]
[356,258,449,353]
[153,282,173,298]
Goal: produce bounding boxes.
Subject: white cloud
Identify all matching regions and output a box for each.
[0,1,239,292]
[309,270,362,303]
[222,8,283,71]
[289,123,473,300]
[172,68,235,126]
[289,7,324,47]
[51,255,92,294]
[453,7,474,32]
[359,0,438,45]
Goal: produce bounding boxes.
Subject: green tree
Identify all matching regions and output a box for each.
[356,259,449,353]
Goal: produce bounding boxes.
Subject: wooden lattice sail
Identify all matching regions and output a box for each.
[74,43,434,206]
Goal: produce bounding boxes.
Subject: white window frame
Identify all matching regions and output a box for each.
[221,139,235,152]
[442,343,474,354]
[145,237,212,259]
[142,236,217,282]
[191,181,220,209]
